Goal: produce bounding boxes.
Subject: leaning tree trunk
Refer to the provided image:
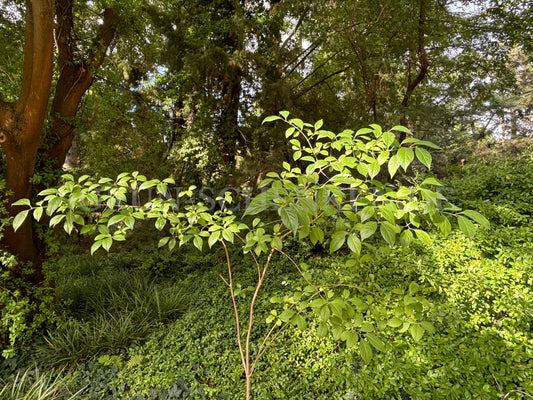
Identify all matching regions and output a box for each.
[0,0,55,282]
[42,1,117,170]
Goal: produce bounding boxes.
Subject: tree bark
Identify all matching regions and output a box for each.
[0,0,117,283]
[0,0,55,280]
[216,2,244,169]
[43,1,117,170]
[399,0,429,141]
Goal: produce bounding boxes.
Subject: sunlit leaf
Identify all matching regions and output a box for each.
[12,210,29,232]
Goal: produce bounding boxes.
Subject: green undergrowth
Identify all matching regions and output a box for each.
[3,157,533,399]
[27,227,529,399]
[2,221,532,399]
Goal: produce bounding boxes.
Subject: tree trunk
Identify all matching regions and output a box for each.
[43,1,117,170]
[399,0,428,141]
[0,0,117,282]
[216,1,244,170]
[0,0,55,280]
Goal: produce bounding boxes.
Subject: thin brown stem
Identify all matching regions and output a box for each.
[220,241,246,374]
[244,248,275,390]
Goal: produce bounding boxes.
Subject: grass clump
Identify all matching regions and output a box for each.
[0,368,83,400]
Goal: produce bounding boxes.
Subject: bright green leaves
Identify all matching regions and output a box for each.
[396,147,415,172]
[12,209,29,232]
[388,154,402,178]
[330,231,346,253]
[415,147,432,169]
[347,233,361,255]
[359,339,373,363]
[380,221,399,245]
[460,210,490,229]
[280,206,300,233]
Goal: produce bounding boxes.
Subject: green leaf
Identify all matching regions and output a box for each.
[91,240,102,255]
[461,210,490,228]
[49,214,65,227]
[330,231,346,253]
[420,321,436,334]
[417,140,441,149]
[367,159,380,179]
[382,131,395,147]
[347,234,361,255]
[421,177,442,186]
[222,229,234,243]
[168,238,176,251]
[387,317,403,328]
[396,147,415,171]
[317,323,328,338]
[380,222,397,245]
[108,215,125,227]
[360,221,377,240]
[262,115,281,124]
[271,236,283,250]
[38,188,58,196]
[12,198,31,207]
[408,281,420,295]
[193,236,203,251]
[437,216,452,236]
[392,125,412,135]
[12,210,30,232]
[366,333,385,352]
[80,224,95,235]
[316,188,329,209]
[344,331,359,349]
[309,227,325,245]
[279,309,296,322]
[388,154,401,178]
[359,339,373,363]
[292,314,307,330]
[208,231,221,248]
[280,207,299,233]
[102,237,113,252]
[414,229,432,244]
[415,147,432,169]
[319,304,331,321]
[158,237,170,248]
[360,206,375,222]
[155,217,166,231]
[285,127,296,138]
[243,192,273,216]
[399,229,414,246]
[458,215,477,238]
[409,324,425,342]
[47,196,62,215]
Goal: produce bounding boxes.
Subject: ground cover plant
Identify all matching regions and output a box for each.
[4,223,530,399]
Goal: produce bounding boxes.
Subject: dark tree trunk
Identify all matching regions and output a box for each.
[399,0,429,141]
[0,0,55,281]
[215,2,244,170]
[0,0,117,283]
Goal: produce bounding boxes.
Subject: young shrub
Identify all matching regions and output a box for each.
[13,113,488,398]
